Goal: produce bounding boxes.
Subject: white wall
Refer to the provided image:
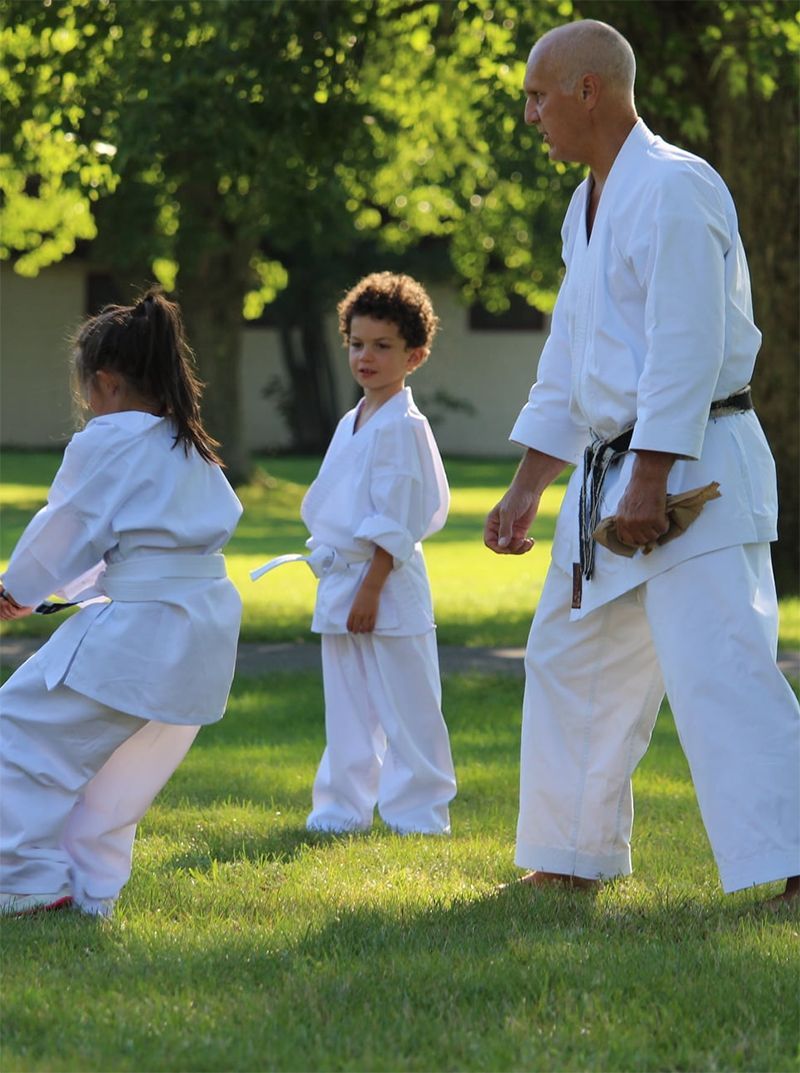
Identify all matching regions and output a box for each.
[2,263,545,458]
[0,260,85,448]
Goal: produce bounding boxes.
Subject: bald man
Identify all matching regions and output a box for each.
[485,20,799,904]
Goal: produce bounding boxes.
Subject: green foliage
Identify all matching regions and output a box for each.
[0,3,118,273]
[0,0,575,309]
[2,1,797,549]
[577,0,800,149]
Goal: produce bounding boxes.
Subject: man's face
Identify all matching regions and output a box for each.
[523,46,587,164]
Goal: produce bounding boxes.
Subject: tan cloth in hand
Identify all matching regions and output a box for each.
[593,482,722,558]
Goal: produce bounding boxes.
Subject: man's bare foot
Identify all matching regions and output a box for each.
[498,870,600,892]
[765,875,799,910]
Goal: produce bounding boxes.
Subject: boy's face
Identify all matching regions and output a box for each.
[348,315,425,401]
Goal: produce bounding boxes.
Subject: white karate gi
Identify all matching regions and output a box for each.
[510,120,799,891]
[1,411,242,912]
[301,387,456,833]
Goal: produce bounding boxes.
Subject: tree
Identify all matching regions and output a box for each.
[573,0,799,589]
[3,0,796,591]
[2,0,572,468]
[3,0,383,478]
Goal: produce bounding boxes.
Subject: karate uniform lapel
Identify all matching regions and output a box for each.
[568,127,642,429]
[301,390,411,528]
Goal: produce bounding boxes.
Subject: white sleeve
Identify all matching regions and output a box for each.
[353,417,449,566]
[1,421,131,605]
[628,168,731,459]
[509,282,587,464]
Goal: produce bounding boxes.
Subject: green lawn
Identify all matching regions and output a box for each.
[1,670,797,1073]
[1,450,798,648]
[1,452,798,1071]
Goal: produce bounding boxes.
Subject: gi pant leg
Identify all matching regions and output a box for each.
[0,657,144,899]
[307,632,456,834]
[62,720,200,915]
[307,634,387,832]
[372,632,456,834]
[643,543,800,892]
[516,543,800,891]
[516,562,664,879]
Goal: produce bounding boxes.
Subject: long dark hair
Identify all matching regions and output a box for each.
[72,287,223,465]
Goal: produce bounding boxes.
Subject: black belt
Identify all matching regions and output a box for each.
[578,386,753,580]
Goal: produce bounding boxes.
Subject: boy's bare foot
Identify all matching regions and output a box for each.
[765,875,799,910]
[498,870,600,892]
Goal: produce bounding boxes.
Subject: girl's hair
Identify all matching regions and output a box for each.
[72,287,222,465]
[337,272,439,351]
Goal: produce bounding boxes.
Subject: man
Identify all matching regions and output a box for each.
[485,19,799,903]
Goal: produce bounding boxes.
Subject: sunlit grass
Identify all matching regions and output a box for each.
[1,670,797,1073]
[1,451,798,651]
[779,597,800,647]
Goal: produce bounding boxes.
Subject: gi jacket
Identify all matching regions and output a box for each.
[511,119,777,617]
[301,387,449,636]
[2,412,243,724]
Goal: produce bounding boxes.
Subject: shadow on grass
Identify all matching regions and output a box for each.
[3,877,796,1073]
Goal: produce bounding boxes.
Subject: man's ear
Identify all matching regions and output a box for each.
[580,73,601,110]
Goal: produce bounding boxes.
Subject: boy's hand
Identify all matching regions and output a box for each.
[0,586,33,620]
[347,545,394,633]
[347,584,381,633]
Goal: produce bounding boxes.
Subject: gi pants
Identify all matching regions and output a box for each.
[517,542,800,892]
[307,631,457,834]
[1,656,198,914]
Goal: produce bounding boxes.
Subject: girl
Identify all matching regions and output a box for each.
[0,289,243,916]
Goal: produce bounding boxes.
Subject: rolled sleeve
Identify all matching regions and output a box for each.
[509,290,587,465]
[353,420,429,566]
[354,509,416,565]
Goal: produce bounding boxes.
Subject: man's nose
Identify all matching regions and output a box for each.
[524,99,538,125]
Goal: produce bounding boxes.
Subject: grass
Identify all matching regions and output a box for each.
[1,450,798,649]
[1,671,798,1073]
[1,451,798,1071]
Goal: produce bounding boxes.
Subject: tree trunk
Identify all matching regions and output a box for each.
[174,187,252,484]
[276,286,340,452]
[710,71,799,593]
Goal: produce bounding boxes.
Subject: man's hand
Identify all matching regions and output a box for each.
[614,450,676,549]
[484,449,567,556]
[484,489,539,555]
[0,586,33,621]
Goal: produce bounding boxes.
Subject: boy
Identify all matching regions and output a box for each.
[302,272,456,834]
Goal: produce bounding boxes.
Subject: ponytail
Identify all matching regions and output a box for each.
[72,287,223,466]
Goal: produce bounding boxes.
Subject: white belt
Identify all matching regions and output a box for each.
[102,553,227,601]
[250,544,369,582]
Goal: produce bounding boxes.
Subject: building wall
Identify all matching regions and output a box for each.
[1,262,546,457]
[0,260,86,448]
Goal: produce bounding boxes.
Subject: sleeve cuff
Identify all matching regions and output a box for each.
[353,515,415,565]
[629,418,706,461]
[509,407,587,465]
